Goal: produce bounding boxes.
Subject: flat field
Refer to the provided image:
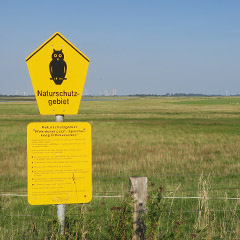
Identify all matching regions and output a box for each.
[0,96,240,239]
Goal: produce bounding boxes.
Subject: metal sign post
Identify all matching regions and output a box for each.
[57,204,65,235]
[56,114,65,235]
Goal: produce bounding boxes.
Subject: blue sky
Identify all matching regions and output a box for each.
[1,0,240,95]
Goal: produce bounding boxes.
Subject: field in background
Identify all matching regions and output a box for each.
[0,96,240,239]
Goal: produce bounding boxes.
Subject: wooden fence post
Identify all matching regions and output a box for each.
[130,177,148,240]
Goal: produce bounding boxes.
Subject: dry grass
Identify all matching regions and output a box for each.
[0,96,240,238]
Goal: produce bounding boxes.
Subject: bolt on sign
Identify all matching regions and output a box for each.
[27,122,92,205]
[26,32,90,115]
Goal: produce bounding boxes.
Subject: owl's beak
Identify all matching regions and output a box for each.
[57,58,59,61]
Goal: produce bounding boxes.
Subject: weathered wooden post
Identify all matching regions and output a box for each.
[130,177,148,240]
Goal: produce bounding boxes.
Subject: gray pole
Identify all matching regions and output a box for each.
[56,115,65,235]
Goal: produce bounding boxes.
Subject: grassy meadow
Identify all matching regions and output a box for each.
[0,96,240,239]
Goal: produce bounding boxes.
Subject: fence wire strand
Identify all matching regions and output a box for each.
[0,193,240,200]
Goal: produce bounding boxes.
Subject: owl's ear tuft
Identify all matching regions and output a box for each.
[60,49,62,52]
[53,49,55,52]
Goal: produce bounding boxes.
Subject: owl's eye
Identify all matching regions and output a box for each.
[54,54,57,57]
[59,54,62,58]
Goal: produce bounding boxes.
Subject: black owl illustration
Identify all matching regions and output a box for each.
[49,49,67,85]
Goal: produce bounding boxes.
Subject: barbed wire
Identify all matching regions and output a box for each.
[92,172,240,178]
[1,185,240,195]
[0,193,239,200]
[0,193,27,197]
[1,208,240,218]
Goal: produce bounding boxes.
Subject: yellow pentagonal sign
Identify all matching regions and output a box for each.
[26,32,90,115]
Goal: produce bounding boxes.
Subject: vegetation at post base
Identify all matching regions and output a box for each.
[0,96,240,239]
[107,197,133,240]
[145,186,164,239]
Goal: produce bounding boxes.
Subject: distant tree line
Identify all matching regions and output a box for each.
[127,93,240,97]
[0,94,35,97]
[1,93,240,98]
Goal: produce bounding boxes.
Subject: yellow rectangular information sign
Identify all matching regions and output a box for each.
[27,122,92,205]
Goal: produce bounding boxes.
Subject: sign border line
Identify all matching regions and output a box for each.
[26,32,89,62]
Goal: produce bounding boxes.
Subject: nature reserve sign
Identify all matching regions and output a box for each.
[26,32,89,115]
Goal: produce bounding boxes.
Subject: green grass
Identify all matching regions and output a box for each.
[0,96,240,239]
[172,97,240,105]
